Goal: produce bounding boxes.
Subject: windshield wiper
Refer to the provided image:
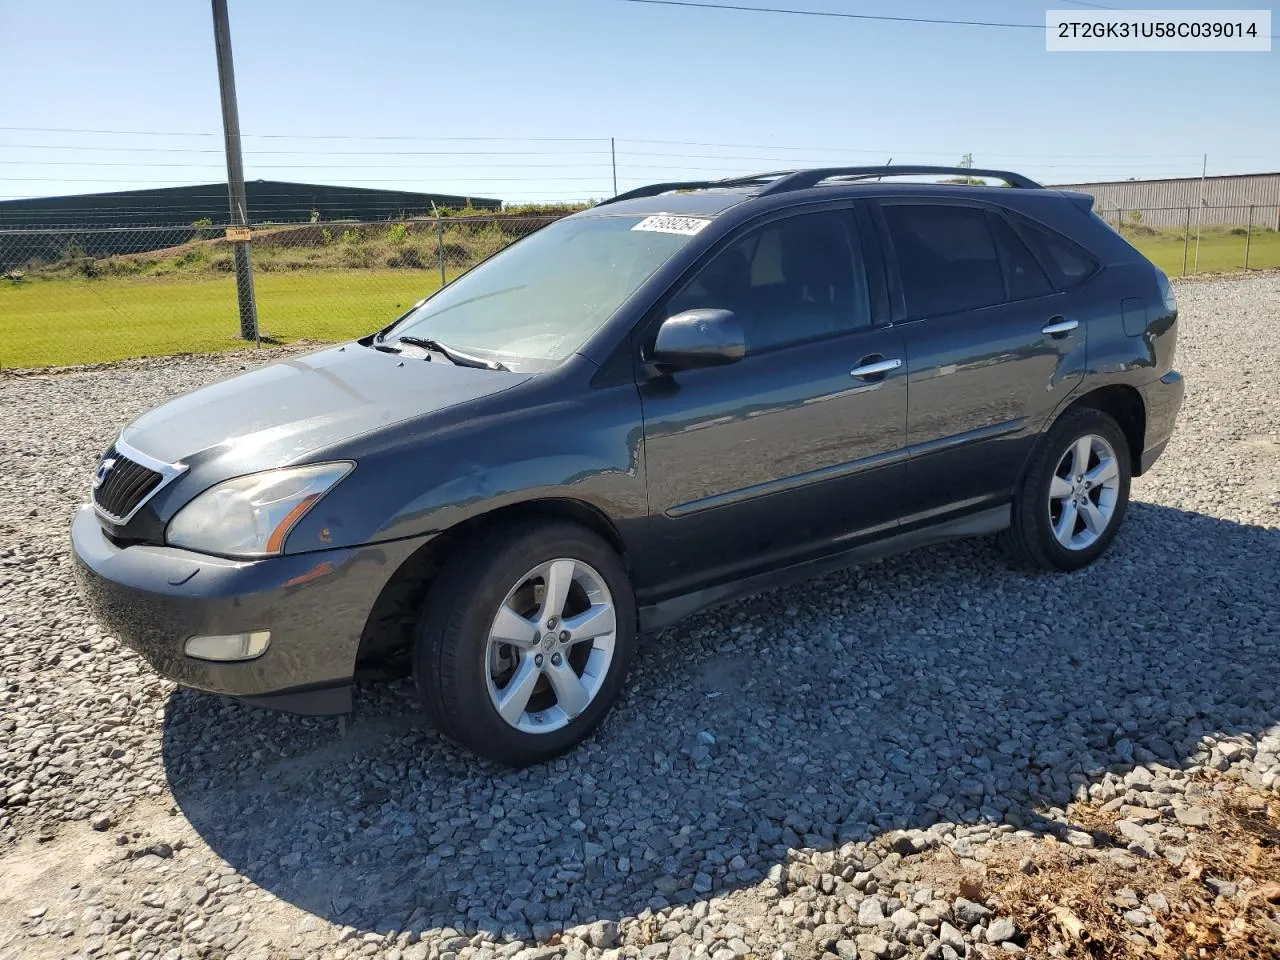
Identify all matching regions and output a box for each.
[394,336,509,371]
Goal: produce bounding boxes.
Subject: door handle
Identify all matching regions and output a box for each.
[849,357,902,380]
[1041,317,1079,337]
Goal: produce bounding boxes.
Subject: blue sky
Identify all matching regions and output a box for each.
[1,0,1275,206]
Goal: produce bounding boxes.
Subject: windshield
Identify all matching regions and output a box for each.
[382,215,700,372]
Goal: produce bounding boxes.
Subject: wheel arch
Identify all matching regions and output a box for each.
[1060,384,1147,475]
[355,497,631,667]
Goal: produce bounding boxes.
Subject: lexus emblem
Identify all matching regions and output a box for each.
[93,457,116,490]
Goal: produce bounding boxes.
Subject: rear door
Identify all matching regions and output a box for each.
[633,203,909,599]
[873,199,1088,522]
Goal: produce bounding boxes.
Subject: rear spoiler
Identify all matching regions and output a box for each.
[1057,190,1096,214]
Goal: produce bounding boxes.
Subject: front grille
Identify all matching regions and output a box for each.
[93,446,165,523]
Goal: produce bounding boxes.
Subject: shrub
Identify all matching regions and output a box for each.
[176,247,208,267]
[212,255,234,272]
[387,223,409,246]
[191,217,214,227]
[387,246,425,269]
[341,228,366,246]
[340,246,373,268]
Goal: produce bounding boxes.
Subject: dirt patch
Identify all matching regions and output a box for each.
[885,774,1280,958]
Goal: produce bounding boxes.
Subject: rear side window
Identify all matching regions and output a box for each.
[989,214,1053,300]
[881,204,1004,317]
[1016,219,1099,288]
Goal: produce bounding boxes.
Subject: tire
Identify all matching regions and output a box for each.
[413,520,636,766]
[999,407,1132,572]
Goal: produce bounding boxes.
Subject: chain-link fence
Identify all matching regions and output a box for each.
[2,205,1278,369]
[0,215,562,369]
[1094,204,1280,277]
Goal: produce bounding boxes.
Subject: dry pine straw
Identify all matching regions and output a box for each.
[900,774,1280,959]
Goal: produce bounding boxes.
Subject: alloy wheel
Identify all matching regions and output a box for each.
[484,558,617,734]
[1048,433,1121,551]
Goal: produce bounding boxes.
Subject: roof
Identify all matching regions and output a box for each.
[0,180,502,207]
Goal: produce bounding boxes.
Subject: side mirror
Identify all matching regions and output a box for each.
[651,309,745,371]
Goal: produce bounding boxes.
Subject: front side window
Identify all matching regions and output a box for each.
[881,204,1005,317]
[667,210,871,355]
[385,215,699,371]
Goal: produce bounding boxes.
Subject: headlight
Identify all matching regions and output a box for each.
[166,462,353,558]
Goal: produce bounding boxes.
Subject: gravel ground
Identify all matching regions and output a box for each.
[1,276,1278,960]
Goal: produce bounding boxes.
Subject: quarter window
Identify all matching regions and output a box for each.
[1018,219,1100,288]
[989,214,1053,300]
[667,210,871,355]
[881,204,1005,317]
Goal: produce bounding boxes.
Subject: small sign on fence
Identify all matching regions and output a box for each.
[224,226,251,242]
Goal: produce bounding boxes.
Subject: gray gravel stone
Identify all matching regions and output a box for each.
[938,922,966,955]
[952,899,990,927]
[984,918,1017,944]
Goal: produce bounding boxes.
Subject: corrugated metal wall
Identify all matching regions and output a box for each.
[1049,173,1280,228]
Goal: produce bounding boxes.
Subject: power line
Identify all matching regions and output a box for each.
[0,141,1208,160]
[0,160,615,170]
[7,139,1268,163]
[614,0,1280,38]
[612,0,1042,29]
[0,126,603,141]
[0,175,610,183]
[0,143,611,157]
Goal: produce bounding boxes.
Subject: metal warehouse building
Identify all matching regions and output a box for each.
[0,180,501,229]
[1049,172,1280,228]
[0,181,503,268]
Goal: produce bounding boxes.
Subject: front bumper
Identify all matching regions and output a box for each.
[70,505,430,714]
[1136,370,1185,474]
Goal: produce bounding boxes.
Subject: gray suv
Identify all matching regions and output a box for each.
[72,165,1184,765]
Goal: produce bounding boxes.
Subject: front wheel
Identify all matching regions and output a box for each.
[414,520,636,766]
[1000,408,1131,572]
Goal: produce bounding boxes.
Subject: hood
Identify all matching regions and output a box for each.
[120,343,532,467]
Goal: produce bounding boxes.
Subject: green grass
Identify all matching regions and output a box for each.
[0,270,450,368]
[1120,224,1280,276]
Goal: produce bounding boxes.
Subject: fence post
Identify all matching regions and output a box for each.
[437,217,446,288]
[1180,207,1191,277]
[1243,205,1254,271]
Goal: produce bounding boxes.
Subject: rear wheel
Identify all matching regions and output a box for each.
[1000,408,1131,572]
[414,520,635,765]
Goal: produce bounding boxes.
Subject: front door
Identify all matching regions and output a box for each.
[634,206,909,601]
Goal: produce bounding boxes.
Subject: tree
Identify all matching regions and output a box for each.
[943,153,988,186]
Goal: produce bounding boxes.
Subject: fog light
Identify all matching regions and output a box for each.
[184,631,271,662]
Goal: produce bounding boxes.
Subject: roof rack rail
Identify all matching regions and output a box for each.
[595,171,795,207]
[594,165,1042,208]
[759,165,1042,195]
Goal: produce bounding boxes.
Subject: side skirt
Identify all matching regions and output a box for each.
[637,504,1010,632]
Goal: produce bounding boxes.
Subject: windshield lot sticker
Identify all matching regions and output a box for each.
[632,215,712,236]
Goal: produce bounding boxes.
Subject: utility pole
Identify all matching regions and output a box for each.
[611,137,618,197]
[1192,153,1207,275]
[212,0,259,342]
